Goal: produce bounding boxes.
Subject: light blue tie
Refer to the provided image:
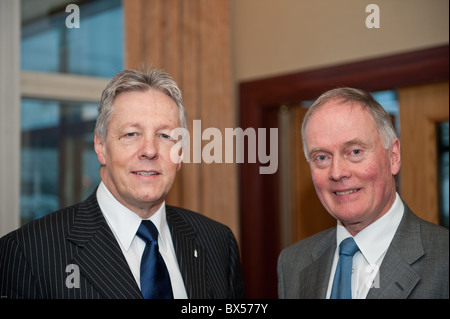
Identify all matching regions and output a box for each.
[136,220,173,299]
[330,237,359,299]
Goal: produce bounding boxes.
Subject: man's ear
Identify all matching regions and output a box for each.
[94,134,107,166]
[177,148,183,172]
[390,138,401,176]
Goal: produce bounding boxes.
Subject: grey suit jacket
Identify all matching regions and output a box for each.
[0,191,245,299]
[277,203,449,299]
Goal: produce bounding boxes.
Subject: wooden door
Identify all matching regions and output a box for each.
[279,105,335,248]
[399,82,449,224]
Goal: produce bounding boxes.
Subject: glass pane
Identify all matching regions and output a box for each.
[21,0,123,78]
[21,26,60,73]
[21,99,100,224]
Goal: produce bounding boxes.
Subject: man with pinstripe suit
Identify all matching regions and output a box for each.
[0,68,245,299]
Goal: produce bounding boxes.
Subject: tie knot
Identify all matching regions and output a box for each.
[339,237,359,257]
[137,220,159,243]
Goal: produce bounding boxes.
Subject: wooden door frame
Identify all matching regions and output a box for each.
[239,45,449,298]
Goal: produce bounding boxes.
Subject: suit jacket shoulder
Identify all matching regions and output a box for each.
[277,227,336,298]
[166,206,245,298]
[0,192,141,299]
[0,201,80,298]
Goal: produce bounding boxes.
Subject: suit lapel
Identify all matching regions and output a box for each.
[367,205,423,299]
[296,204,424,299]
[67,193,142,299]
[298,230,336,298]
[166,206,207,298]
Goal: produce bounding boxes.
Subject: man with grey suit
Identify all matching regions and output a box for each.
[278,87,448,299]
[0,68,245,299]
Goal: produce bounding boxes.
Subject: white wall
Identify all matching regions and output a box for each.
[231,0,449,81]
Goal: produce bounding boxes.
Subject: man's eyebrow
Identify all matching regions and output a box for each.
[343,138,370,148]
[118,122,180,132]
[118,123,143,130]
[156,123,179,130]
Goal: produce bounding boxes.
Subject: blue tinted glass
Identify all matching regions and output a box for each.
[21,99,100,224]
[66,4,123,77]
[371,90,399,114]
[21,27,60,73]
[21,100,60,222]
[21,0,123,77]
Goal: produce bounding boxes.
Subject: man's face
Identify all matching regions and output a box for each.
[303,100,401,235]
[94,89,182,217]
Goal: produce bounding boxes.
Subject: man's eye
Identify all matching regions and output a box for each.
[351,149,362,155]
[125,132,137,137]
[310,153,331,168]
[158,133,176,141]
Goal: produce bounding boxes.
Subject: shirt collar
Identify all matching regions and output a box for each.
[336,192,404,264]
[96,181,168,252]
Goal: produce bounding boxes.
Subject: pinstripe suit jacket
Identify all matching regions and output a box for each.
[0,192,245,299]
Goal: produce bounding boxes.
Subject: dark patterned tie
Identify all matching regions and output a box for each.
[136,220,173,299]
[330,237,360,299]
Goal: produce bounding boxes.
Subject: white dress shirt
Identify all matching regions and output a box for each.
[96,182,188,299]
[326,193,404,299]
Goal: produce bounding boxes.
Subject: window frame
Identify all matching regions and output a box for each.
[0,2,110,236]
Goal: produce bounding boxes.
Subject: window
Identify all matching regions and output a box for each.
[22,0,122,77]
[20,0,123,224]
[21,99,99,224]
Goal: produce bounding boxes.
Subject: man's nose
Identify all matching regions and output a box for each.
[139,135,158,160]
[329,156,351,181]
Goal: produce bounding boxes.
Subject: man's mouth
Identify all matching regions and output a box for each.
[133,171,159,176]
[334,189,360,196]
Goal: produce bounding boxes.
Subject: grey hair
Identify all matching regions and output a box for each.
[94,67,187,140]
[301,87,397,160]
